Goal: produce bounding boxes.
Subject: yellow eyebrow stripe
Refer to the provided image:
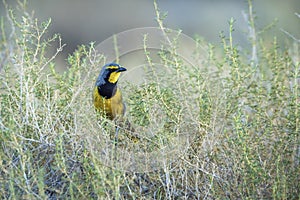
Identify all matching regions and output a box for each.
[106,65,119,70]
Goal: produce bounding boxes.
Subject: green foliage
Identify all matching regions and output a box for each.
[0,0,299,199]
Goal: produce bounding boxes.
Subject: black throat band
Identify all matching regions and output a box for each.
[98,83,117,99]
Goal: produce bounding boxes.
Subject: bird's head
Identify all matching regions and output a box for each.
[96,63,127,86]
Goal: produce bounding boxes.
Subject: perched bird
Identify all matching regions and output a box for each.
[93,63,139,143]
[94,63,139,142]
[93,63,127,120]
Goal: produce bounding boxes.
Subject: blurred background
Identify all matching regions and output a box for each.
[1,0,299,66]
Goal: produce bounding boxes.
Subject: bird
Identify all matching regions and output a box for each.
[93,63,138,142]
[93,63,127,120]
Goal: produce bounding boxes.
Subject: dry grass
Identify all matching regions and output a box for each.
[0,0,299,199]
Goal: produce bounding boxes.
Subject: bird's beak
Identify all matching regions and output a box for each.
[117,67,127,72]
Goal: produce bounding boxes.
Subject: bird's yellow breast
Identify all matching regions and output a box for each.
[93,86,125,120]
